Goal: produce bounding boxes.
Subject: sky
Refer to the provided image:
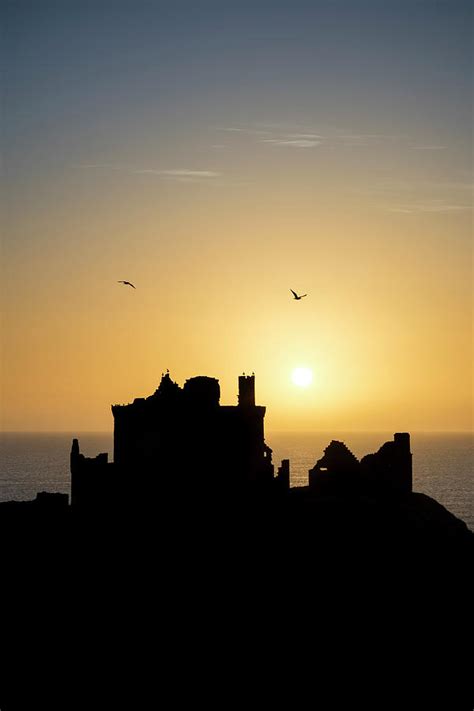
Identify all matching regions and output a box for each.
[1,0,472,432]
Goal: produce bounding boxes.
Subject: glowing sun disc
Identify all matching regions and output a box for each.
[292,367,313,387]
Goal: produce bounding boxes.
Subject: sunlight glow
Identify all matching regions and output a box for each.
[291,367,313,388]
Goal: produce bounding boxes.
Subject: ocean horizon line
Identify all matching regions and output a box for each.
[1,430,473,436]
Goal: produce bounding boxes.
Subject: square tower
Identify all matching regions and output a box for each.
[238,374,255,408]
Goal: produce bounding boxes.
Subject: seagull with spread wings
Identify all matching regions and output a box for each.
[290,289,307,300]
[118,280,136,289]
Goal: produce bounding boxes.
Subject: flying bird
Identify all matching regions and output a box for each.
[290,289,307,300]
[118,280,136,289]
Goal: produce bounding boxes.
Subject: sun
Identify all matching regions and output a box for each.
[291,367,313,388]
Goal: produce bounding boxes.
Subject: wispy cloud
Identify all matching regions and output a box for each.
[387,201,471,214]
[216,122,402,149]
[216,124,324,148]
[360,179,473,195]
[78,164,220,182]
[287,133,322,139]
[262,138,322,148]
[134,169,220,178]
[217,127,272,136]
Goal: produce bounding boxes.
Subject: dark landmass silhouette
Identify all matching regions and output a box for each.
[1,372,472,709]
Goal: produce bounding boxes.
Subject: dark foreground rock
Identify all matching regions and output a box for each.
[0,489,472,709]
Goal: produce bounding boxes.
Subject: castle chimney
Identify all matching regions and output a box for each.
[70,438,80,475]
[238,374,255,408]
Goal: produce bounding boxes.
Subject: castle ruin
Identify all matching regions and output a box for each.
[70,371,412,509]
[71,372,285,508]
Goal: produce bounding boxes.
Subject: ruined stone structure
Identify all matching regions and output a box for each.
[71,373,284,508]
[309,433,412,495]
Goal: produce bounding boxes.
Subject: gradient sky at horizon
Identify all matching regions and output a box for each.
[1,0,472,431]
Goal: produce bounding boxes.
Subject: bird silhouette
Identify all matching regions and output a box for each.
[290,289,307,300]
[118,281,136,289]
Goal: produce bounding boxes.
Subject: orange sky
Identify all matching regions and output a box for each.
[2,182,471,431]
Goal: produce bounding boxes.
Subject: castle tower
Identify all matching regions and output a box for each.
[393,432,413,492]
[238,374,255,408]
[70,438,80,475]
[70,439,81,507]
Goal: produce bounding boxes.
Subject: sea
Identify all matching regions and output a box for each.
[0,431,472,531]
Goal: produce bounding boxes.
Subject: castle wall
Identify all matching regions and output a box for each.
[360,433,412,494]
[308,434,413,495]
[71,439,114,508]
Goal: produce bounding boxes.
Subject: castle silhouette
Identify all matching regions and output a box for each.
[70,371,412,509]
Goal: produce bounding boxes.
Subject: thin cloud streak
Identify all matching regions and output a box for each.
[287,133,322,139]
[134,169,220,178]
[217,127,272,136]
[360,180,474,194]
[217,123,404,149]
[218,124,324,147]
[387,202,471,214]
[262,138,322,148]
[77,164,221,180]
